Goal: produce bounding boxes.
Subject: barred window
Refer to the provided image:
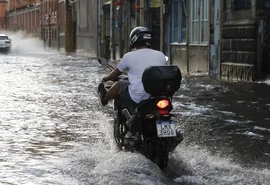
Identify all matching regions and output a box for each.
[171,0,187,43]
[190,0,209,45]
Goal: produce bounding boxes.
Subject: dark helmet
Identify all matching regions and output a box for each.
[129,26,152,50]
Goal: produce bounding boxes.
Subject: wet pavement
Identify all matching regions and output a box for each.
[173,78,270,169]
[0,33,269,185]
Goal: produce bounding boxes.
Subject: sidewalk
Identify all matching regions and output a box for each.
[65,50,270,86]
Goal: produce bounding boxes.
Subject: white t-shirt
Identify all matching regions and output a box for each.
[117,48,167,103]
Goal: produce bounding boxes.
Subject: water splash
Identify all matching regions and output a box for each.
[172,144,270,185]
[264,76,270,85]
[3,30,45,55]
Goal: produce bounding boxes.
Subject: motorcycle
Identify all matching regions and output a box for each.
[97,58,183,170]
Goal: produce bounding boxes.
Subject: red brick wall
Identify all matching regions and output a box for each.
[6,0,40,34]
[0,1,7,29]
[0,1,7,17]
[9,0,39,11]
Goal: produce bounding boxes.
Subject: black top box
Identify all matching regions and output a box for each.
[142,65,182,96]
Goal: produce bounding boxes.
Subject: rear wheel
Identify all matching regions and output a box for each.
[113,116,128,150]
[145,140,169,170]
[154,148,168,170]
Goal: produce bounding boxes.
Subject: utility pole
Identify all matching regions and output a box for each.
[97,0,101,57]
[65,0,73,52]
[160,0,163,52]
[135,0,140,26]
[110,0,116,59]
[42,0,46,49]
[48,12,51,48]
[118,3,123,58]
[140,0,143,26]
[127,0,131,51]
[14,0,16,32]
[48,0,51,48]
[57,0,60,51]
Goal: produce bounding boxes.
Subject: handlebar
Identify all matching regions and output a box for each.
[102,75,128,83]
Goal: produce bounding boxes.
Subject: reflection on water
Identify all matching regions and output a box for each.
[173,77,270,169]
[0,52,105,184]
[0,48,269,184]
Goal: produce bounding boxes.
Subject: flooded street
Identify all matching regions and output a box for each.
[0,33,269,185]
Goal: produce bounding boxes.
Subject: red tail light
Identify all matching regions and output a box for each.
[159,110,169,115]
[156,100,169,109]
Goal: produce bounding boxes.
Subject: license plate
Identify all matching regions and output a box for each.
[156,121,176,137]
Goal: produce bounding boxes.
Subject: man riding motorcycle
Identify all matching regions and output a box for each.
[98,26,167,107]
[98,27,183,168]
[98,26,169,138]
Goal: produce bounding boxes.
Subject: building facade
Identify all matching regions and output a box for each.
[6,0,40,36]
[3,0,270,81]
[6,0,74,52]
[39,0,59,48]
[0,0,8,30]
[75,0,100,56]
[100,0,162,59]
[168,0,270,81]
[169,0,215,75]
[221,0,270,81]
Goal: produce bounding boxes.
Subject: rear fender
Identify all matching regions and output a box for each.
[138,97,173,118]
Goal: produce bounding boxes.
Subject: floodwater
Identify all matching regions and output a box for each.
[0,32,269,185]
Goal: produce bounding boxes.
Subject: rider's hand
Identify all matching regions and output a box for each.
[102,76,109,82]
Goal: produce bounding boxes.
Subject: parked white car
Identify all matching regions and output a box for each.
[0,34,12,53]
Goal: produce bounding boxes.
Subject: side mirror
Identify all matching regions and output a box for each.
[98,58,108,66]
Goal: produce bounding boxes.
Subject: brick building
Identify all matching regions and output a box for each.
[0,0,8,30]
[6,0,40,36]
[39,0,60,48]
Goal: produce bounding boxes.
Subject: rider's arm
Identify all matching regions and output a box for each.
[103,68,122,82]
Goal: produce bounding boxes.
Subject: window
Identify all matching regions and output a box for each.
[190,0,209,44]
[151,0,160,7]
[0,36,9,40]
[171,0,187,43]
[234,0,251,10]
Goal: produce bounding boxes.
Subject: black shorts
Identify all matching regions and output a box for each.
[118,80,130,96]
[114,80,137,112]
